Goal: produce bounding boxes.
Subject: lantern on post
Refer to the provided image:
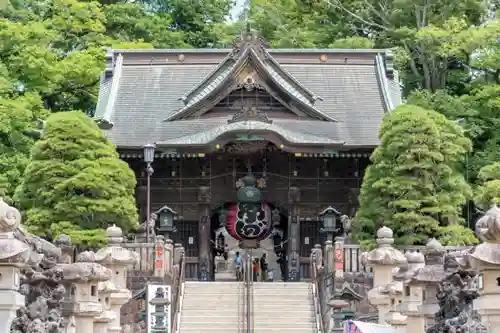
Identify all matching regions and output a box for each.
[155,205,178,238]
[319,206,342,242]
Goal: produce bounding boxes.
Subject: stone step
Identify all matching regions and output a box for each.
[183,299,311,304]
[180,315,314,321]
[182,312,313,318]
[182,310,314,315]
[180,329,314,333]
[182,302,313,307]
[181,322,315,329]
[185,282,310,288]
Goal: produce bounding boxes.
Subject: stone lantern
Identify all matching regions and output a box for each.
[155,205,178,239]
[94,280,118,333]
[419,238,446,326]
[94,224,140,333]
[58,251,112,332]
[0,199,31,331]
[468,205,500,331]
[361,226,407,325]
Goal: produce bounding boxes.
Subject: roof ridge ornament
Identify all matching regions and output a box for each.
[231,32,269,60]
[228,104,272,124]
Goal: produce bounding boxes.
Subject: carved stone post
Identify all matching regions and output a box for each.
[313,243,323,268]
[0,199,30,332]
[470,206,500,331]
[362,226,407,325]
[94,225,139,333]
[164,238,174,276]
[288,186,301,281]
[324,240,334,288]
[173,243,182,264]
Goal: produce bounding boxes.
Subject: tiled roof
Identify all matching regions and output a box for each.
[94,44,400,149]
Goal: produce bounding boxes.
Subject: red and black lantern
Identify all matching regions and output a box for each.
[220,173,272,241]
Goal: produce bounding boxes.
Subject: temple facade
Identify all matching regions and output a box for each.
[94,33,401,281]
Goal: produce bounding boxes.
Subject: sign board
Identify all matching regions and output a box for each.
[147,284,172,333]
[235,135,266,142]
[240,239,259,249]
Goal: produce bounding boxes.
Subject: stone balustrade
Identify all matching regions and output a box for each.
[311,207,500,333]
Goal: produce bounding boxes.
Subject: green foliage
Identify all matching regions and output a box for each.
[475,162,500,210]
[437,225,479,246]
[1,0,500,246]
[15,111,138,246]
[353,105,476,246]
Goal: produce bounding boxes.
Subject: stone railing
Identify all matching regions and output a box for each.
[310,248,328,333]
[343,244,473,273]
[172,250,186,333]
[301,244,473,278]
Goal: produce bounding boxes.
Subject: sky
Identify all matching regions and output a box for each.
[229,0,246,21]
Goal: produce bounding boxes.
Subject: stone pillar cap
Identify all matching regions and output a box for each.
[406,251,425,264]
[106,224,123,238]
[362,226,406,266]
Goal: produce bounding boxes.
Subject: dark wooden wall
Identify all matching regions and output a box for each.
[125,151,370,222]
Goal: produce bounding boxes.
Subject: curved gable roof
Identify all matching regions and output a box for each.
[164,33,336,122]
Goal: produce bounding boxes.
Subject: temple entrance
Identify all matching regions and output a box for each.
[209,202,289,281]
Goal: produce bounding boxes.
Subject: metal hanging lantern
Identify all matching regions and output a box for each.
[319,206,341,234]
[155,205,178,235]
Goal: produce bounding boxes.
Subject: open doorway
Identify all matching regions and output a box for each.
[210,202,289,281]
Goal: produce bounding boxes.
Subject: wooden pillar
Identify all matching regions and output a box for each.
[197,186,212,281]
[288,186,301,281]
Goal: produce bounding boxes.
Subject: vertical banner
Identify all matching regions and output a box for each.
[155,246,164,270]
[147,284,172,333]
[334,239,344,278]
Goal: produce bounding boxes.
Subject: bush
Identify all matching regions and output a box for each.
[353,104,476,247]
[15,111,138,246]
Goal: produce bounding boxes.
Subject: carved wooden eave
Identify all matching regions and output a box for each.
[164,33,336,122]
[155,120,345,150]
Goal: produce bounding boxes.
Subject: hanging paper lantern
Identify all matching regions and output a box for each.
[225,202,272,241]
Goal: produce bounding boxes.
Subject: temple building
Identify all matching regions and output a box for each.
[93,32,401,281]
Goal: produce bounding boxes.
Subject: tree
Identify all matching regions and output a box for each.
[475,162,500,210]
[15,111,138,246]
[326,0,488,94]
[353,104,477,248]
[248,0,371,48]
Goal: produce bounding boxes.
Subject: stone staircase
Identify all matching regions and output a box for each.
[179,281,244,333]
[179,281,316,333]
[251,282,316,333]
